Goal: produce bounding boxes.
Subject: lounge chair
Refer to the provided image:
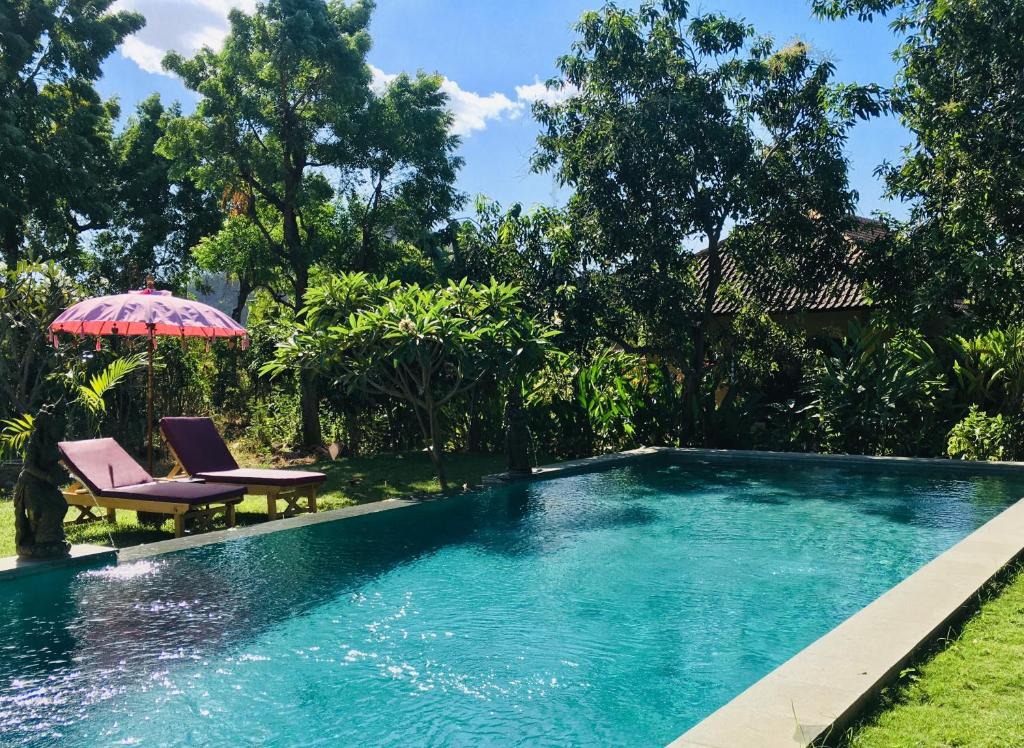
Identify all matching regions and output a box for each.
[160,417,325,520]
[59,438,244,537]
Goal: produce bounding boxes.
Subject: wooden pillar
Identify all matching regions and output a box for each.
[147,326,154,474]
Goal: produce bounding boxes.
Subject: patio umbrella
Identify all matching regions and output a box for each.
[49,278,248,472]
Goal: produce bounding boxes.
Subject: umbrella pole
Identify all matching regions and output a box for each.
[147,328,154,474]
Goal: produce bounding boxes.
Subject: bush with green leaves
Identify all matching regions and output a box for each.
[805,322,949,456]
[0,261,85,423]
[950,326,1024,416]
[265,275,557,487]
[947,406,1021,462]
[1,353,146,458]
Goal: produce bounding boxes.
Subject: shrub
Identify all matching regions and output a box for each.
[947,406,1020,462]
[805,322,949,456]
[950,326,1024,416]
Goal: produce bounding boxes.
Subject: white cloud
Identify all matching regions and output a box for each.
[113,0,254,76]
[369,64,398,95]
[440,78,523,136]
[188,24,231,52]
[114,2,575,138]
[371,65,523,137]
[120,35,166,75]
[515,77,580,105]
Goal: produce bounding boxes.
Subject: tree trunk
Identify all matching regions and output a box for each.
[299,368,322,449]
[466,386,483,452]
[683,231,723,446]
[2,221,21,266]
[291,260,322,449]
[231,273,252,322]
[425,397,448,490]
[505,387,533,474]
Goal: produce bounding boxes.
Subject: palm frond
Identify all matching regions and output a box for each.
[0,413,35,457]
[77,353,147,414]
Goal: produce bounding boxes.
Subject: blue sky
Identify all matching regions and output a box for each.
[101,0,909,219]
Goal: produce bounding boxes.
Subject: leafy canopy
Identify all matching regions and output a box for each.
[265,275,556,486]
[533,0,883,438]
[816,0,1024,324]
[0,0,144,263]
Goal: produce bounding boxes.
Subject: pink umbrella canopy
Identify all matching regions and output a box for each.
[49,284,248,472]
[50,288,248,342]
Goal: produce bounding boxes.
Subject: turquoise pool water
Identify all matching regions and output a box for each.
[2,455,1023,747]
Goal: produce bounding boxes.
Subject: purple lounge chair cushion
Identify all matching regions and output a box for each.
[192,468,327,487]
[59,438,153,494]
[159,417,239,474]
[59,438,244,505]
[102,481,244,504]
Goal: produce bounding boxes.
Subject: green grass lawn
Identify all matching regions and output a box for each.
[0,450,508,558]
[844,565,1024,747]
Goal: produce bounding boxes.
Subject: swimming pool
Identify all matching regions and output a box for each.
[2,453,1023,747]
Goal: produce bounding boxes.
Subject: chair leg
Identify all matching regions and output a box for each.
[267,491,278,521]
[308,485,318,514]
[226,503,236,528]
[174,514,185,538]
[106,507,116,522]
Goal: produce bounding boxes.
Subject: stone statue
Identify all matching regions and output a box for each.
[14,405,71,559]
[505,389,534,475]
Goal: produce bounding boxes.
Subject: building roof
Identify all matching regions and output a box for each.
[695,217,887,315]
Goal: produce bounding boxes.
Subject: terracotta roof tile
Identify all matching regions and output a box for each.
[695,217,885,315]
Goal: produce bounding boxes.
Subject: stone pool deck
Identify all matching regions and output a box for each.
[0,543,117,582]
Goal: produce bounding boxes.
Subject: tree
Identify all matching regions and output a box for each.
[264,275,556,488]
[339,72,464,276]
[0,0,144,264]
[161,0,462,449]
[0,260,83,423]
[87,94,221,292]
[533,0,883,441]
[451,199,582,337]
[815,0,1024,326]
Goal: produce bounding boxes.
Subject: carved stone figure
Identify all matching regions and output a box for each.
[14,405,71,559]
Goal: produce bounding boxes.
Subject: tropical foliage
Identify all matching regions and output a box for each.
[265,276,556,486]
[0,353,145,457]
[5,0,1024,496]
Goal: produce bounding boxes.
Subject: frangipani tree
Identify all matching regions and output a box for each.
[264,275,557,488]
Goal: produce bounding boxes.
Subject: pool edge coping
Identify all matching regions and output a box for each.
[667,478,1024,747]
[117,497,422,561]
[483,446,1024,484]
[0,543,118,582]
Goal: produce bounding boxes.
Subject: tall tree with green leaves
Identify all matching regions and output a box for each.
[87,94,221,292]
[533,0,882,441]
[161,0,462,448]
[814,0,1024,326]
[339,72,463,276]
[0,0,144,264]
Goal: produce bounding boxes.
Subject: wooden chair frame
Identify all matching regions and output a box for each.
[61,475,237,538]
[165,448,319,521]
